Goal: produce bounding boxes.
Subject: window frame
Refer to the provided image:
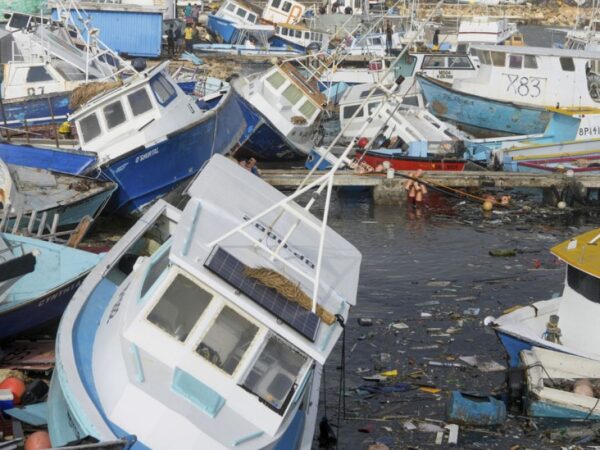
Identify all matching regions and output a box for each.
[225,2,236,12]
[560,56,575,72]
[490,51,506,67]
[422,55,447,69]
[103,99,127,130]
[282,1,292,12]
[79,112,102,144]
[509,54,523,70]
[127,87,154,117]
[523,55,538,69]
[26,65,54,83]
[194,304,262,377]
[150,73,177,106]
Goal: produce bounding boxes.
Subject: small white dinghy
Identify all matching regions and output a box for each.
[520,347,600,420]
[48,154,361,449]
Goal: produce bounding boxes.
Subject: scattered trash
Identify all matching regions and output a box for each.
[4,402,48,426]
[489,248,517,257]
[421,312,433,318]
[358,318,374,326]
[358,383,413,394]
[390,322,409,330]
[446,424,459,446]
[463,307,481,317]
[380,369,398,377]
[403,421,417,431]
[420,386,442,394]
[429,361,463,368]
[427,280,452,287]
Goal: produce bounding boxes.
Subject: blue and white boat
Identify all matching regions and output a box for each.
[0,10,131,129]
[0,62,248,215]
[485,228,600,367]
[207,0,273,44]
[419,45,600,138]
[0,232,101,341]
[520,347,600,420]
[270,23,328,53]
[233,63,327,159]
[48,154,361,449]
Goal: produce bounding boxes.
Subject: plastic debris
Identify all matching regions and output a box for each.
[489,248,517,257]
[446,424,459,445]
[358,318,374,326]
[421,312,432,318]
[390,322,409,330]
[357,383,412,394]
[429,361,463,368]
[463,307,480,317]
[420,386,442,394]
[447,391,507,426]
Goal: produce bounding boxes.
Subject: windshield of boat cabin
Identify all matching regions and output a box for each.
[567,265,600,302]
[242,334,309,414]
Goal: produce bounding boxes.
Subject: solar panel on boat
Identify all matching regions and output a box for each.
[205,247,320,342]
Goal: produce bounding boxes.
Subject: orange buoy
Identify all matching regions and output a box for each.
[0,377,25,405]
[24,431,51,450]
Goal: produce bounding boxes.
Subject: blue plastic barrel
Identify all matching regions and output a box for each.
[446,391,507,426]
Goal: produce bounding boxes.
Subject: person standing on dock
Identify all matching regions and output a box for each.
[184,3,192,20]
[166,24,175,56]
[192,4,200,24]
[184,24,194,52]
[386,21,393,56]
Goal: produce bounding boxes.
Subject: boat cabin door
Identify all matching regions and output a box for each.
[393,53,417,80]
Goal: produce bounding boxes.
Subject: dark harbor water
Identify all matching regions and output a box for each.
[312,190,599,449]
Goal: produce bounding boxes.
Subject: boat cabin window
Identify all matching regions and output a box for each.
[282,1,292,12]
[272,0,282,7]
[103,100,126,130]
[226,2,236,12]
[447,56,472,69]
[7,13,30,30]
[304,31,310,39]
[150,73,177,106]
[196,306,259,375]
[140,249,170,298]
[456,44,468,53]
[295,30,302,38]
[477,50,491,65]
[567,265,600,303]
[282,84,304,105]
[247,13,257,23]
[128,88,153,116]
[509,54,523,69]
[79,113,102,143]
[422,55,446,69]
[524,55,538,69]
[147,273,212,342]
[490,51,506,67]
[236,8,247,19]
[241,335,308,414]
[26,66,53,83]
[266,71,286,89]
[370,37,383,46]
[367,101,379,115]
[560,57,575,72]
[299,99,317,118]
[342,104,363,119]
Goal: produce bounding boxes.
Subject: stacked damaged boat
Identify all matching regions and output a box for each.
[48,154,361,448]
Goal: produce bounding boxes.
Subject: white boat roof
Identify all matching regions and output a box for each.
[471,44,600,60]
[339,83,387,105]
[170,155,361,363]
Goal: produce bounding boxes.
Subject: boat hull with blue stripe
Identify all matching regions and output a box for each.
[207,14,240,43]
[418,75,553,136]
[0,92,70,128]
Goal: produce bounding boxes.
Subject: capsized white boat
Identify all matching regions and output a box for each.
[520,347,600,420]
[48,154,361,449]
[486,228,600,368]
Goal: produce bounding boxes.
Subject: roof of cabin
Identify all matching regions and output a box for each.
[228,0,262,14]
[278,62,326,106]
[552,228,600,278]
[472,44,600,60]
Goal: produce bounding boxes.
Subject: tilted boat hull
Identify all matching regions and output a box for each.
[418,76,553,136]
[207,14,240,43]
[356,149,466,171]
[0,92,70,128]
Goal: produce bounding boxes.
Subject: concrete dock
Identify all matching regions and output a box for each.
[261,169,598,204]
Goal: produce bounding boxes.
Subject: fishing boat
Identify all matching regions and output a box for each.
[419,45,600,138]
[355,148,466,171]
[233,62,326,159]
[321,51,477,96]
[48,154,361,449]
[485,228,600,367]
[193,42,302,57]
[270,23,328,53]
[501,139,600,173]
[207,0,275,44]
[520,347,600,420]
[0,61,248,215]
[0,159,116,234]
[0,9,131,129]
[452,16,524,53]
[338,82,469,145]
[0,232,101,341]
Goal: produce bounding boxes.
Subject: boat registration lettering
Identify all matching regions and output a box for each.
[106,283,130,324]
[135,148,159,164]
[504,74,544,98]
[578,126,600,137]
[243,215,316,269]
[37,279,83,307]
[436,70,452,80]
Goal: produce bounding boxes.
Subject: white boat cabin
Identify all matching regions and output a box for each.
[322,51,477,90]
[454,17,522,53]
[338,83,468,148]
[455,45,600,110]
[235,63,326,155]
[262,0,305,24]
[273,23,327,49]
[215,0,262,27]
[70,62,200,161]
